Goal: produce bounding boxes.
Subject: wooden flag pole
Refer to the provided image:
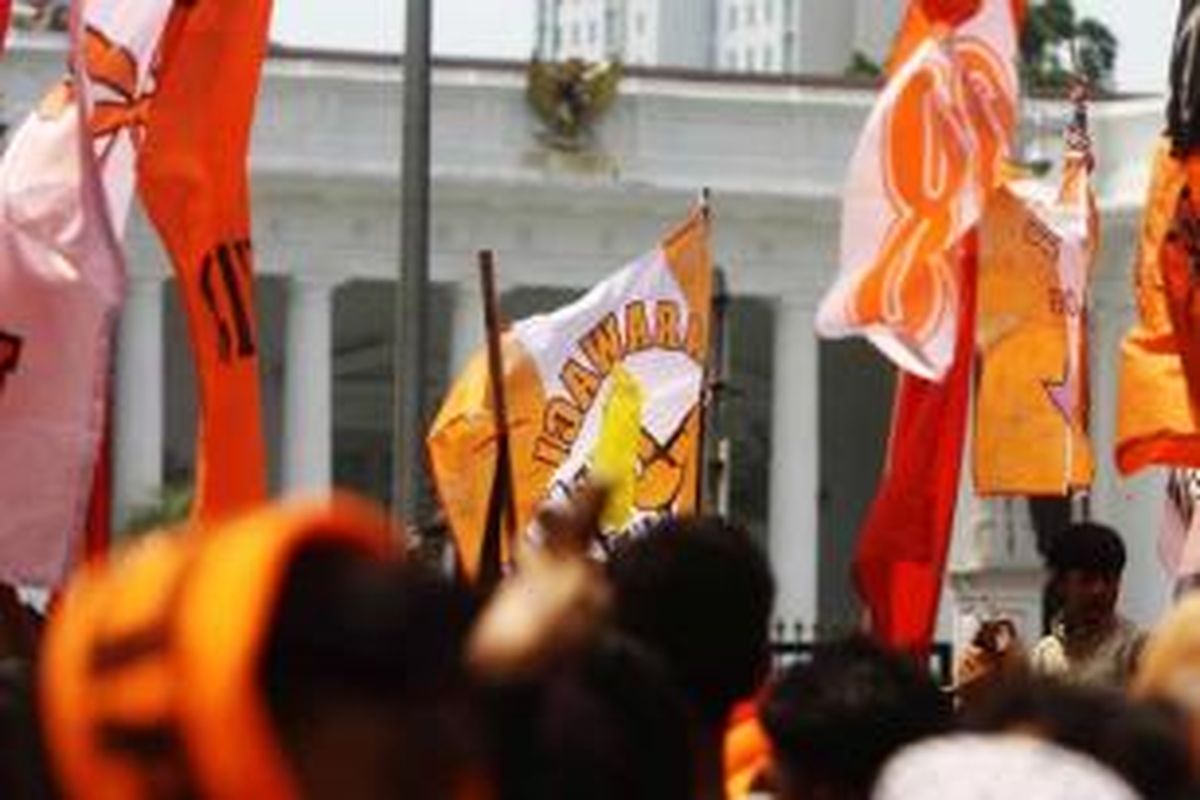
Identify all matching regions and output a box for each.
[477,250,518,590]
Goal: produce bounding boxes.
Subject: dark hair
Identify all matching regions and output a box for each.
[1,661,56,799]
[1046,522,1127,576]
[260,543,480,796]
[963,678,1193,800]
[606,516,775,726]
[761,636,949,797]
[486,633,694,800]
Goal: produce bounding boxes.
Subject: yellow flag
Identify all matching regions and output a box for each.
[590,365,645,532]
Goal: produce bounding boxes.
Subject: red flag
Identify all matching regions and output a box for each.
[83,400,111,563]
[853,233,978,653]
[138,0,273,523]
[0,0,11,57]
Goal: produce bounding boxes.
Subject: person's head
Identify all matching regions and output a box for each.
[606,515,775,728]
[262,544,483,800]
[761,636,949,800]
[964,678,1193,799]
[483,633,694,800]
[873,735,1139,800]
[1133,593,1200,775]
[1047,523,1126,630]
[40,495,481,800]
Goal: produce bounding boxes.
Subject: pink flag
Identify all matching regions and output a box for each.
[0,1,171,586]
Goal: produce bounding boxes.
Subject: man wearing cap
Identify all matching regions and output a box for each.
[1029,522,1146,691]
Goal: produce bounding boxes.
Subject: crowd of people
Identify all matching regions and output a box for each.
[2,489,1200,798]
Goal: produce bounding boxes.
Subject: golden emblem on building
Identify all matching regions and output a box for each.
[527,57,621,150]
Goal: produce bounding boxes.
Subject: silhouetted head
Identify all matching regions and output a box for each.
[761,636,949,800]
[606,515,775,728]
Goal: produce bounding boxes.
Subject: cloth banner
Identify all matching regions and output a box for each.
[0,0,173,584]
[1116,0,1200,473]
[854,233,978,653]
[138,0,274,522]
[816,0,1019,380]
[974,102,1097,494]
[429,208,711,580]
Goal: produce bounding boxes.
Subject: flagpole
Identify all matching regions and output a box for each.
[478,249,518,590]
[394,0,433,523]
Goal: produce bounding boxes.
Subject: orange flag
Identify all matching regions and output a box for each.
[817,0,1020,380]
[1116,0,1200,473]
[138,0,274,522]
[974,91,1098,494]
[1116,143,1195,473]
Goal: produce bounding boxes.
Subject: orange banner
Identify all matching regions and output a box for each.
[975,112,1097,495]
[1116,142,1200,473]
[138,0,274,522]
[817,0,1020,380]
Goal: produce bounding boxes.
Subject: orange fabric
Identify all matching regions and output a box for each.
[888,0,1025,75]
[974,163,1096,494]
[428,338,548,581]
[724,702,770,799]
[819,0,1018,380]
[1161,159,1200,414]
[1116,141,1200,473]
[40,496,394,800]
[137,0,273,523]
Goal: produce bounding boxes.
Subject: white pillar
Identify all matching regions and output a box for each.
[768,295,819,630]
[282,276,337,494]
[114,275,163,529]
[449,280,486,373]
[1090,286,1169,626]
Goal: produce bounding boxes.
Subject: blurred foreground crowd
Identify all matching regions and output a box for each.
[2,490,1200,799]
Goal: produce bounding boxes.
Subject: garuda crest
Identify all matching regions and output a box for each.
[527,57,621,150]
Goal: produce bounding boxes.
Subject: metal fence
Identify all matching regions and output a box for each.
[769,621,955,688]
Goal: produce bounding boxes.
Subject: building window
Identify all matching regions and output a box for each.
[588,20,597,44]
[764,45,774,71]
[747,1,756,26]
[728,5,738,30]
[764,0,773,24]
[571,22,580,45]
[746,47,755,72]
[636,11,645,35]
[783,0,793,21]
[782,32,794,71]
[727,49,737,70]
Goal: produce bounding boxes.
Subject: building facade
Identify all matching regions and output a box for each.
[0,34,1172,650]
[535,0,904,74]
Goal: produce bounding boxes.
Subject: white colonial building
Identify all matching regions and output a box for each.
[535,0,905,74]
[0,33,1173,649]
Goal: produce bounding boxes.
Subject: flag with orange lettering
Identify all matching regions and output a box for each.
[817,0,1020,380]
[1116,0,1200,474]
[0,0,172,584]
[138,0,273,522]
[428,207,711,580]
[974,91,1098,494]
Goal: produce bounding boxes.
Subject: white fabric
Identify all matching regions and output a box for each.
[873,734,1139,800]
